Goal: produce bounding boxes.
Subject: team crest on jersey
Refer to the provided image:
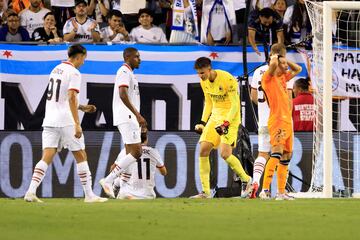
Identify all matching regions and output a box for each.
[219,86,223,91]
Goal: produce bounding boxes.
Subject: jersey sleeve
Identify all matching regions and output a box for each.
[200,80,212,123]
[151,148,164,168]
[225,75,240,122]
[115,68,131,88]
[63,19,74,35]
[68,70,81,93]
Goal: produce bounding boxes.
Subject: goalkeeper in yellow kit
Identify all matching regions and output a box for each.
[190,57,252,198]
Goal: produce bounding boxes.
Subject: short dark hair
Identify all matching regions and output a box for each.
[123,47,138,60]
[68,44,87,58]
[194,57,212,69]
[295,78,311,91]
[107,10,123,20]
[138,8,153,18]
[43,11,55,20]
[259,8,274,18]
[7,12,18,19]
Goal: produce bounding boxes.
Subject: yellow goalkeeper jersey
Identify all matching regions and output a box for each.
[200,69,241,125]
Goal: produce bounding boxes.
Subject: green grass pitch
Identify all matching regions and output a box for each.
[0,198,359,240]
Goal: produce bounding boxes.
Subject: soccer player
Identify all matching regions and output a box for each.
[261,43,302,200]
[244,55,295,199]
[112,127,167,199]
[24,44,107,203]
[191,57,252,198]
[99,47,147,198]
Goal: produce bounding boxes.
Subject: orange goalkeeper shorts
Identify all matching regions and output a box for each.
[268,121,293,153]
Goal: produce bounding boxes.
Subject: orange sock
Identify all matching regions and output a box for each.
[262,154,280,190]
[277,160,290,194]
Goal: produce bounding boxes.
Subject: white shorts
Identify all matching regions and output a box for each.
[42,126,85,152]
[117,121,141,145]
[258,126,271,153]
[118,185,156,200]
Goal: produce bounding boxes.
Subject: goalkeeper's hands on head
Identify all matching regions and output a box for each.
[215,120,230,135]
[194,121,206,134]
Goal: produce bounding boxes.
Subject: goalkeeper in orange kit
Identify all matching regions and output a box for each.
[190,57,251,198]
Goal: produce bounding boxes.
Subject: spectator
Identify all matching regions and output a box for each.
[200,0,235,45]
[32,11,62,42]
[169,0,199,43]
[12,0,30,13]
[19,0,50,36]
[0,12,30,41]
[119,0,146,32]
[101,9,130,42]
[272,0,287,18]
[50,0,75,33]
[88,0,110,27]
[63,0,101,43]
[292,77,315,132]
[283,0,311,45]
[130,8,167,43]
[0,0,6,23]
[248,7,284,56]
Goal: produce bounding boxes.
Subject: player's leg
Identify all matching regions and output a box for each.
[100,122,141,198]
[249,126,271,198]
[24,127,60,202]
[190,120,218,198]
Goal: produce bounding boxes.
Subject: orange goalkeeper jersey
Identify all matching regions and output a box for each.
[261,70,292,126]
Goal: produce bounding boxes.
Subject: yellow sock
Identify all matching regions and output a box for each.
[224,154,250,182]
[199,156,211,195]
[262,156,280,190]
[277,160,290,194]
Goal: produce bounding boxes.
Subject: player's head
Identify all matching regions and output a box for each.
[278,56,288,73]
[123,47,141,69]
[259,8,274,27]
[140,126,148,144]
[293,77,310,96]
[194,57,212,80]
[270,43,286,57]
[68,44,87,68]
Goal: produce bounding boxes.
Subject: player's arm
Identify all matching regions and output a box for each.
[119,86,147,127]
[195,86,212,134]
[78,104,96,113]
[287,60,302,79]
[225,81,240,124]
[250,88,258,104]
[268,54,279,75]
[68,90,82,138]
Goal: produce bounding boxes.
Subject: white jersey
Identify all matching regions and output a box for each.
[42,61,81,127]
[20,8,51,36]
[251,65,294,127]
[118,146,164,198]
[113,64,140,126]
[129,25,167,43]
[63,17,100,43]
[50,0,74,7]
[101,26,127,42]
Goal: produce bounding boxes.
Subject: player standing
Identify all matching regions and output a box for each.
[24,44,107,203]
[100,47,147,198]
[261,43,302,200]
[191,57,251,198]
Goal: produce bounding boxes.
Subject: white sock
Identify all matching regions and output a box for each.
[253,156,267,184]
[77,161,94,198]
[28,160,48,194]
[105,153,137,184]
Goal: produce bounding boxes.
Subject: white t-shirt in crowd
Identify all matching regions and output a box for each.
[20,8,51,36]
[113,63,140,126]
[50,0,75,7]
[117,145,164,199]
[130,25,167,43]
[63,17,100,42]
[42,61,81,127]
[251,64,294,127]
[101,26,127,42]
[209,2,230,41]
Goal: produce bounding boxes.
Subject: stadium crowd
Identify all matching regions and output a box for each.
[0,0,313,46]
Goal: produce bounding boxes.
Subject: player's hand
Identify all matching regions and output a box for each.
[74,124,82,139]
[194,121,206,135]
[215,120,230,135]
[136,113,147,128]
[80,104,97,113]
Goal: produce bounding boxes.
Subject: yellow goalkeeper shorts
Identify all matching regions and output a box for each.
[199,120,238,148]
